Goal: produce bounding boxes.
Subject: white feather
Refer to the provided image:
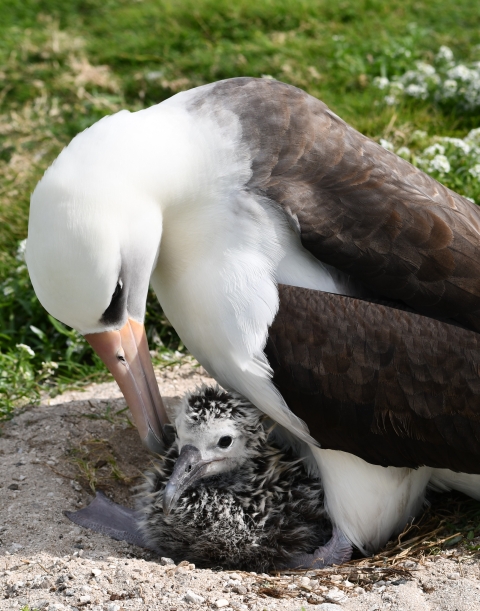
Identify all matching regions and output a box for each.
[430,469,480,501]
[311,447,432,552]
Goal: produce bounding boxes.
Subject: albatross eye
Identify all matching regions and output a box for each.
[101,278,125,325]
[218,436,233,449]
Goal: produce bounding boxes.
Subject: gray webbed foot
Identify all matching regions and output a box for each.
[64,492,165,555]
[283,527,352,569]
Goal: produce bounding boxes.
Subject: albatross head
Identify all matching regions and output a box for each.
[25,108,183,453]
[162,386,267,514]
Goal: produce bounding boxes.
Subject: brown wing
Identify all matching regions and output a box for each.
[195,78,480,331]
[265,285,480,473]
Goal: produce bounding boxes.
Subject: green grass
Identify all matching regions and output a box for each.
[1,0,480,417]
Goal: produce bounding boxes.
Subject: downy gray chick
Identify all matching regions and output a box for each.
[66,386,351,571]
[135,386,348,571]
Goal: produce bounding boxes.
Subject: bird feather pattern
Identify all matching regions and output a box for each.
[266,284,480,473]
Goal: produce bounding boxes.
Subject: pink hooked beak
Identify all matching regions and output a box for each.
[85,318,168,454]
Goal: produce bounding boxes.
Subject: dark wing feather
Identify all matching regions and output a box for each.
[265,285,480,473]
[195,78,480,331]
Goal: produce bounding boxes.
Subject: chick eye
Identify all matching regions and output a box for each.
[218,436,233,449]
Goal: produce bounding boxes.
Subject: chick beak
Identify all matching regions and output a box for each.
[85,318,168,454]
[162,445,210,515]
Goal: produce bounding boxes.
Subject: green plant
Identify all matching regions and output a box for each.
[1,0,480,416]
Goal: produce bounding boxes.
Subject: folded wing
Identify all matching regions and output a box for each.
[266,284,480,473]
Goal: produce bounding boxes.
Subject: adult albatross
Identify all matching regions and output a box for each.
[26,77,480,558]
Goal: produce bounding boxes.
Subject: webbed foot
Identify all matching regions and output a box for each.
[283,527,352,569]
[64,491,164,554]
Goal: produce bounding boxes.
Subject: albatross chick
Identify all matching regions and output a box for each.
[137,385,347,570]
[68,386,350,570]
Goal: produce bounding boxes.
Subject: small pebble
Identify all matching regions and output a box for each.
[78,594,91,604]
[91,568,101,576]
[215,599,230,608]
[300,576,311,587]
[232,585,247,595]
[8,483,19,490]
[185,590,205,604]
[403,560,417,569]
[106,604,121,611]
[325,586,346,603]
[160,557,175,566]
[447,572,460,580]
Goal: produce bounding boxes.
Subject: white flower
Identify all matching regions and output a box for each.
[447,64,475,82]
[396,146,410,158]
[16,239,27,263]
[423,143,446,157]
[379,139,394,152]
[41,361,59,376]
[373,76,390,90]
[3,284,14,297]
[469,164,480,179]
[400,69,420,84]
[440,137,471,154]
[389,81,405,93]
[464,78,480,108]
[416,61,436,76]
[471,146,480,162]
[428,154,451,174]
[466,128,480,145]
[384,95,397,106]
[440,79,458,98]
[436,46,454,63]
[145,70,164,81]
[16,344,35,357]
[405,83,428,99]
[412,129,428,141]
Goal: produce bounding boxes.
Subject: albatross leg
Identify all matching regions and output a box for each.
[283,527,353,569]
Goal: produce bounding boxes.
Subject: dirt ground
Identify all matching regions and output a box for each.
[1,362,480,611]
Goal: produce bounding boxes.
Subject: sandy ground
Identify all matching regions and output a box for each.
[1,363,480,611]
